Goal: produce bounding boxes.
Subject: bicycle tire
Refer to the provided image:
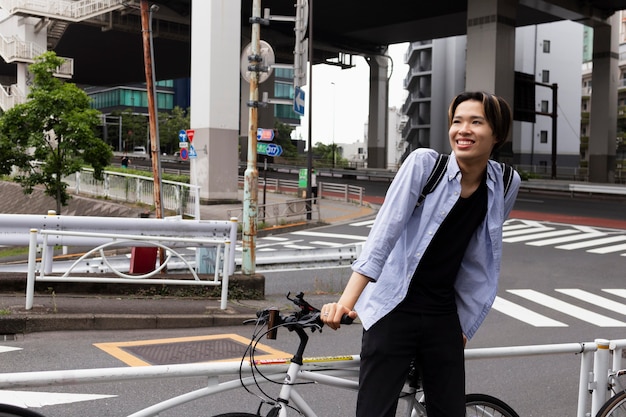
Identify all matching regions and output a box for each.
[596,390,626,417]
[465,393,520,417]
[211,414,259,417]
[0,404,46,417]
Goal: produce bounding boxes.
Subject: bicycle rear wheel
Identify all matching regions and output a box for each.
[465,393,520,417]
[596,391,626,417]
[0,404,46,417]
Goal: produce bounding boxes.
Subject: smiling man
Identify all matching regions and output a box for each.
[321,92,522,417]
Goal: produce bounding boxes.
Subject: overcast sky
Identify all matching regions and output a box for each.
[294,43,409,146]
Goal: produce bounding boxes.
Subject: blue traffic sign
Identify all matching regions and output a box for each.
[294,86,305,116]
[189,144,197,159]
[180,148,189,160]
[257,128,275,141]
[257,142,283,157]
[179,130,188,142]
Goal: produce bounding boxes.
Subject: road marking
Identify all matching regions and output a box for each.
[557,236,626,250]
[350,219,375,227]
[0,390,115,408]
[556,289,626,315]
[587,243,626,254]
[507,289,626,327]
[603,289,626,299]
[291,231,368,241]
[0,346,22,353]
[503,226,554,238]
[503,229,579,243]
[310,241,346,247]
[492,297,567,327]
[526,229,606,246]
[95,334,290,367]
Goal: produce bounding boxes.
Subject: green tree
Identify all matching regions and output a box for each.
[0,51,112,214]
[273,120,298,159]
[159,106,190,154]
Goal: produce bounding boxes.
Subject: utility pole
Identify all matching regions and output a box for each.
[242,0,262,275]
[140,0,163,219]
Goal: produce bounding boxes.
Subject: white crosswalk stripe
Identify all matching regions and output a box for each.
[555,289,626,315]
[501,220,626,256]
[492,297,568,327]
[506,289,626,327]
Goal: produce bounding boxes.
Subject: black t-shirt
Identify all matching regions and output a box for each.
[399,177,488,314]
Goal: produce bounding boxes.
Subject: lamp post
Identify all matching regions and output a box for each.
[331,81,336,168]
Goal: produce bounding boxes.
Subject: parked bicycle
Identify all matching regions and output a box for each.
[211,292,520,417]
[596,369,626,417]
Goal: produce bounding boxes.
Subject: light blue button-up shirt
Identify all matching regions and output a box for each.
[352,148,521,339]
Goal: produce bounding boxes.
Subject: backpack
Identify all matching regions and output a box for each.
[415,154,514,208]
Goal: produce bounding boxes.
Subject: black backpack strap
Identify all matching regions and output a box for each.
[416,154,449,208]
[501,162,514,197]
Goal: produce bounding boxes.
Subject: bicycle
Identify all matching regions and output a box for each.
[596,369,626,417]
[0,404,46,417]
[211,292,520,417]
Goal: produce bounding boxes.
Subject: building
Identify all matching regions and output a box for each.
[402,21,584,175]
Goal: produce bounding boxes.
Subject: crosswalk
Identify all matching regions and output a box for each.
[493,288,626,327]
[504,219,626,256]
[251,219,626,257]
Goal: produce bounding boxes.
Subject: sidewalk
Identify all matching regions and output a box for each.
[0,191,377,335]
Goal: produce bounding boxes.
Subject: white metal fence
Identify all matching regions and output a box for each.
[0,338,623,417]
[66,169,201,219]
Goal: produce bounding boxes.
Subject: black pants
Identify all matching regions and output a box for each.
[356,309,465,417]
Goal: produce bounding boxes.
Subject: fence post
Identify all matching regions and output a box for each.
[577,346,594,417]
[220,242,230,310]
[591,339,611,416]
[25,229,38,310]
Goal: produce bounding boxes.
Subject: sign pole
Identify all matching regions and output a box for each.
[242,0,261,275]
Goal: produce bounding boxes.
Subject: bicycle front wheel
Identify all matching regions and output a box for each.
[596,391,626,417]
[211,414,259,417]
[465,393,520,417]
[0,404,46,417]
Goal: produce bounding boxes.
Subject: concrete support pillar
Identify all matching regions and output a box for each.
[189,1,240,203]
[588,15,619,183]
[366,52,389,169]
[465,0,516,111]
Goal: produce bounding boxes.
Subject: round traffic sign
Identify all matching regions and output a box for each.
[180,148,189,160]
[240,40,275,84]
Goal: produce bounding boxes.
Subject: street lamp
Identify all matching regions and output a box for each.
[331,81,336,168]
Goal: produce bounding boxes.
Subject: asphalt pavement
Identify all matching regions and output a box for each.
[0,190,376,335]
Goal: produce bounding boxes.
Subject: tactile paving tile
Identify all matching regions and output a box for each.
[122,338,248,365]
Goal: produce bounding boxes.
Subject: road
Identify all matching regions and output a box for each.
[1,168,626,416]
[2,211,626,416]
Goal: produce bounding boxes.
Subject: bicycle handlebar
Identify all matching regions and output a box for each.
[244,292,353,339]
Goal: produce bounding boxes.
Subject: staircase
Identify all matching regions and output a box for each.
[0,0,132,22]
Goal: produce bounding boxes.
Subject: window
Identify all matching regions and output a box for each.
[542,40,550,53]
[541,100,549,113]
[540,130,548,144]
[541,70,550,83]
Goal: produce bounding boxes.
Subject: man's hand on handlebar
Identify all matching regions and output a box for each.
[320,302,358,330]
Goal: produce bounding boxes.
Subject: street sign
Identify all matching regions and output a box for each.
[257,142,283,157]
[189,144,197,159]
[257,128,275,141]
[180,148,189,160]
[294,86,305,116]
[186,129,195,143]
[178,129,188,142]
[179,142,189,148]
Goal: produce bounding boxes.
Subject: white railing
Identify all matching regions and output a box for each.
[0,0,130,21]
[25,228,234,310]
[0,33,74,76]
[0,338,623,417]
[66,169,201,219]
[0,83,25,112]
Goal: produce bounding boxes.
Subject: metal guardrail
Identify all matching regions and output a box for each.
[25,229,234,310]
[65,168,201,219]
[0,338,623,417]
